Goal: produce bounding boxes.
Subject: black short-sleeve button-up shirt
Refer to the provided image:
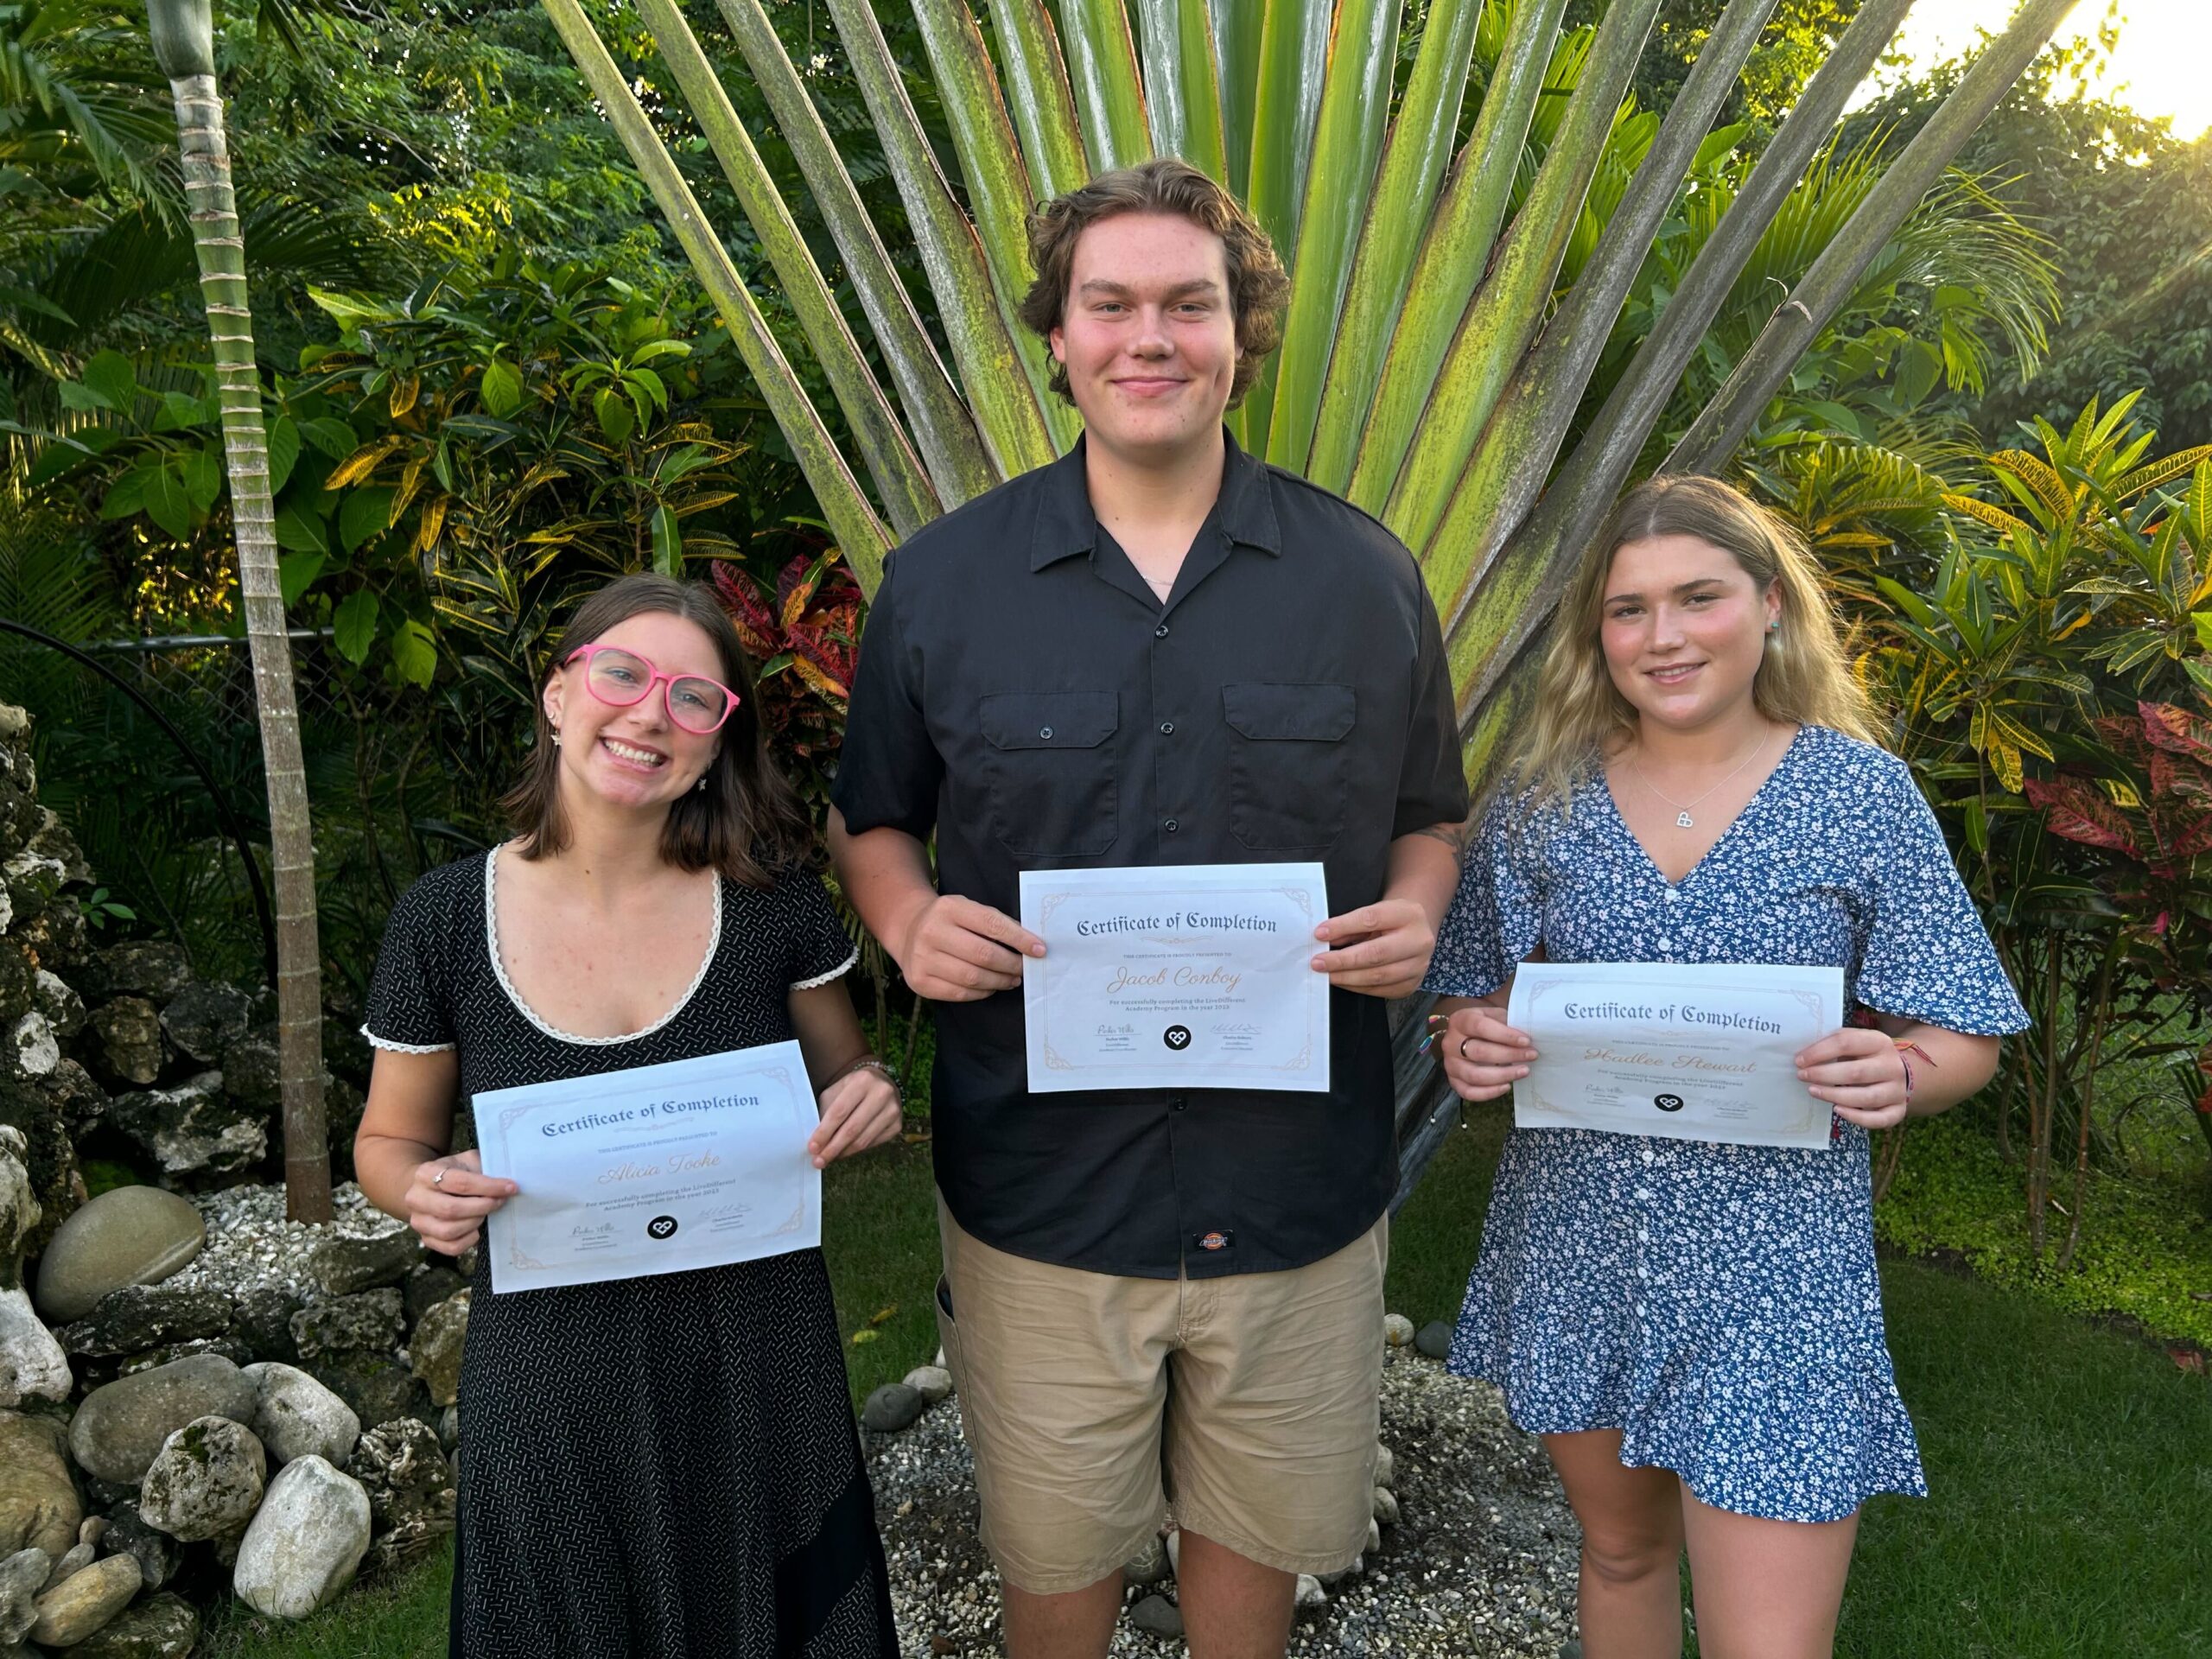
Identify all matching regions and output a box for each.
[833,430,1468,1278]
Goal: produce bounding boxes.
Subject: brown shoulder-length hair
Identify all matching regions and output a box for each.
[1018,156,1290,408]
[1510,474,1884,816]
[501,574,812,885]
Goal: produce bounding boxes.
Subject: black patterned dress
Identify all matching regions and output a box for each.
[362,850,899,1659]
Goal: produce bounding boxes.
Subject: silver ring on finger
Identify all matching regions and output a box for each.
[1459,1036,1475,1060]
[430,1166,447,1187]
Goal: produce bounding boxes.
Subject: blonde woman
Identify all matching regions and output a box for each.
[1426,476,2026,1659]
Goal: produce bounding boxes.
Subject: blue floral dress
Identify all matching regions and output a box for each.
[1422,724,2029,1522]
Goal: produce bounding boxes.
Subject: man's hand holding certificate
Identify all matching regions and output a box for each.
[1020,864,1331,1092]
[1472,963,1845,1149]
[474,1043,823,1293]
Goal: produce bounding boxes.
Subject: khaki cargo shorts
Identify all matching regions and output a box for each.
[934,1196,1386,1595]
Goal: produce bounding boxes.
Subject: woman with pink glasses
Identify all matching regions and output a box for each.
[354,574,903,1657]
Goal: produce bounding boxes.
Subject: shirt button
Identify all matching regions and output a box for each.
[1164,818,1179,833]
[1154,623,1170,639]
[1039,726,1053,740]
[1169,1096,1186,1112]
[1160,721,1174,735]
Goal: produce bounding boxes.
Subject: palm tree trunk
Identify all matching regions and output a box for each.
[149,0,330,1224]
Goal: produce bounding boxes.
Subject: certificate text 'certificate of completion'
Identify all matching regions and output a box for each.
[1020,863,1330,1093]
[475,1041,820,1293]
[1506,963,1843,1149]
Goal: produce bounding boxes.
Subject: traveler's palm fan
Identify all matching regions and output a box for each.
[538,0,2076,1198]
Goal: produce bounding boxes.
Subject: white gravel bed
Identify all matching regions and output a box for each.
[869,1346,1582,1657]
[160,1180,404,1301]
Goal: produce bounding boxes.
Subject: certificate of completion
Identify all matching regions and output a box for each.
[1020,863,1331,1093]
[1505,963,1844,1149]
[474,1042,820,1293]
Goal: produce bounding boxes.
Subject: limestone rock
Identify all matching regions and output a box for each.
[0,1289,68,1408]
[31,973,85,1046]
[407,1291,467,1408]
[88,999,163,1088]
[96,943,190,1002]
[308,1351,429,1432]
[1372,1487,1400,1525]
[1374,1445,1394,1487]
[232,1455,370,1618]
[25,810,90,891]
[98,1503,176,1592]
[58,1286,232,1359]
[1122,1534,1168,1586]
[1365,1516,1381,1554]
[0,1546,48,1644]
[1128,1594,1183,1637]
[0,1082,79,1266]
[289,1289,402,1363]
[230,1287,302,1365]
[1295,1573,1327,1609]
[64,1591,197,1658]
[901,1364,952,1405]
[347,1417,454,1574]
[3,1012,56,1081]
[33,1186,204,1325]
[402,1263,466,1330]
[138,1416,266,1541]
[28,1551,138,1645]
[1382,1313,1414,1347]
[108,1071,264,1179]
[0,1414,78,1557]
[156,983,252,1066]
[216,1028,280,1113]
[77,1516,105,1550]
[241,1362,359,1467]
[116,1336,251,1376]
[42,1538,93,1589]
[310,1226,421,1298]
[67,1353,256,1484]
[0,1124,35,1277]
[860,1383,922,1433]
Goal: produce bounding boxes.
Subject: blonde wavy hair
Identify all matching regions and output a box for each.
[1510,474,1881,815]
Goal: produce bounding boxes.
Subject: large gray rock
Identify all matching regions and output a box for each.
[0,1287,68,1408]
[137,1415,265,1541]
[25,809,90,890]
[290,1289,403,1362]
[96,943,190,1002]
[156,983,251,1066]
[0,1545,48,1643]
[67,1353,256,1484]
[31,971,86,1045]
[97,1503,176,1592]
[3,1010,57,1080]
[34,1186,204,1325]
[28,1550,138,1645]
[310,1227,422,1297]
[407,1290,467,1408]
[58,1286,232,1359]
[232,1455,370,1618]
[308,1351,430,1432]
[88,999,163,1088]
[217,1027,280,1114]
[347,1417,454,1574]
[860,1383,922,1433]
[107,1071,264,1179]
[0,1414,77,1558]
[0,1078,79,1266]
[0,1123,34,1281]
[41,1059,107,1141]
[241,1362,359,1467]
[64,1591,197,1658]
[402,1263,467,1330]
[230,1287,303,1364]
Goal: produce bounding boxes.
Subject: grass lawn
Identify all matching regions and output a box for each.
[204,1112,2210,1657]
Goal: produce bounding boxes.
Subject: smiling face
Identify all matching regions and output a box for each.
[542,610,726,814]
[1049,211,1239,464]
[1599,532,1782,735]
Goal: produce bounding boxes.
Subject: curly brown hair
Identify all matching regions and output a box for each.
[1018,158,1290,409]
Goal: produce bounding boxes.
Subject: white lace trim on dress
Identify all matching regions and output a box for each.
[483,846,723,1046]
[360,1025,455,1054]
[789,947,858,991]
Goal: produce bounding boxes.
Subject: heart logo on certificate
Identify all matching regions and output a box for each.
[647,1215,680,1240]
[1163,1025,1192,1051]
[1653,1093,1685,1113]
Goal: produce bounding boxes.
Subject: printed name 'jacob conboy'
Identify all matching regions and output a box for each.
[1074,912,1281,938]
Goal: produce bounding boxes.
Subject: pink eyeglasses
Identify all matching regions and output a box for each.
[562,645,741,734]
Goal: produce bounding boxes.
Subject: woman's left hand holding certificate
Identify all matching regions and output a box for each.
[474,1041,823,1294]
[402,1151,520,1257]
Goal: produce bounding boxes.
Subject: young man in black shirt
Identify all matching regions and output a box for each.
[832,159,1468,1658]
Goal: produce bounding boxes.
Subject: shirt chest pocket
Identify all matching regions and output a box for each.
[1222,682,1356,854]
[979,690,1120,857]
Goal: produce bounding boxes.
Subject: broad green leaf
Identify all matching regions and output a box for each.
[154,391,210,432]
[58,378,113,413]
[2193,611,2212,652]
[480,358,524,418]
[652,504,683,575]
[333,590,380,664]
[278,550,327,605]
[340,486,396,551]
[388,619,439,687]
[181,447,224,513]
[301,416,359,460]
[267,416,302,494]
[143,463,193,539]
[308,287,401,334]
[273,503,329,556]
[81,350,136,413]
[594,386,635,442]
[99,467,149,521]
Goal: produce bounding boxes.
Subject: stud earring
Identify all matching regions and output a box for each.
[551,728,562,747]
[696,774,707,793]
